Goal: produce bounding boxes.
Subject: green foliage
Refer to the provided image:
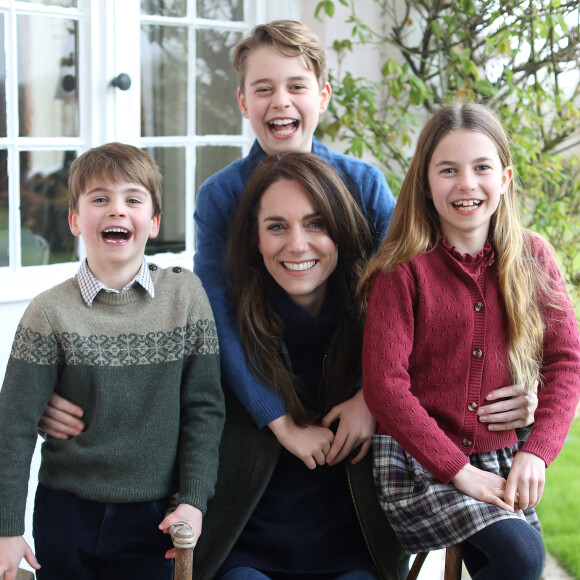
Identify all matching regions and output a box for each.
[314,0,580,289]
[536,418,580,578]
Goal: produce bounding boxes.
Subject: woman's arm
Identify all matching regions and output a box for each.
[268,414,334,470]
[321,389,377,466]
[478,384,537,431]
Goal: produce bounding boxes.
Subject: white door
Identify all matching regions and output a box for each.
[0,0,266,302]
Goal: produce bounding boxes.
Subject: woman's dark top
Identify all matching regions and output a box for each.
[218,277,376,577]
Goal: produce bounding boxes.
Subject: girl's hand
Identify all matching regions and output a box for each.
[38,393,85,439]
[268,414,334,469]
[322,389,377,466]
[0,536,40,580]
[159,503,202,560]
[452,464,514,512]
[478,384,537,431]
[504,451,545,511]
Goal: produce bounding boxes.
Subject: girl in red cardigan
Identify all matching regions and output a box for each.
[360,103,580,579]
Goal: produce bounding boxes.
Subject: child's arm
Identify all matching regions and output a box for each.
[451,465,514,513]
[0,536,40,579]
[504,451,545,510]
[158,504,202,560]
[321,388,377,466]
[194,176,289,429]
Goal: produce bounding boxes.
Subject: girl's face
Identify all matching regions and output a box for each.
[427,128,513,255]
[256,179,338,316]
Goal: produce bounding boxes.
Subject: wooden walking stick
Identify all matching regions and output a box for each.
[170,520,195,580]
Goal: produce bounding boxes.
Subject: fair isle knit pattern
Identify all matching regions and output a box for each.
[0,265,224,537]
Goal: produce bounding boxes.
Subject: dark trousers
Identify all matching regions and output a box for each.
[33,483,174,580]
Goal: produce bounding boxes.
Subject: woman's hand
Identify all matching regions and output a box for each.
[159,503,203,560]
[37,393,85,439]
[268,414,334,469]
[322,389,377,466]
[452,464,514,512]
[504,451,545,511]
[478,384,537,431]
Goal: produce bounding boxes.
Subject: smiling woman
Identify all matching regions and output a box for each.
[194,151,402,580]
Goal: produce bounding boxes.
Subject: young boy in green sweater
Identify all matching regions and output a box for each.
[0,142,225,580]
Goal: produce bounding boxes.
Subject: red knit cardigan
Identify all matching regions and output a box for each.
[363,236,580,484]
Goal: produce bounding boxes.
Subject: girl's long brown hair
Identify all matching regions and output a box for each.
[359,103,561,393]
[227,152,373,425]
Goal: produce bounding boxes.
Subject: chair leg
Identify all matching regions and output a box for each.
[444,543,463,580]
[406,552,428,580]
[406,544,463,580]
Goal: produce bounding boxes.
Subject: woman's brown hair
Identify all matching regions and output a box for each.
[227,152,372,425]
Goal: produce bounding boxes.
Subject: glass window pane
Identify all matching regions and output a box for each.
[18,16,79,138]
[196,29,242,135]
[195,146,241,195]
[0,150,8,267]
[141,25,188,137]
[19,0,77,6]
[0,14,6,138]
[197,0,243,21]
[20,150,77,266]
[145,147,186,255]
[141,0,186,17]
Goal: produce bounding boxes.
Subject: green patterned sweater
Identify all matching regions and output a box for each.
[0,265,224,536]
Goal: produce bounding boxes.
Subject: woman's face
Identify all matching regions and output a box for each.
[256,179,338,316]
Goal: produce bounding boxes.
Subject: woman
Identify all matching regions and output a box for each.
[199,152,402,580]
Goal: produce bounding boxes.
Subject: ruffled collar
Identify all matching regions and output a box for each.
[440,237,495,264]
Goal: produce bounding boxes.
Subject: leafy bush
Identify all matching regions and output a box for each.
[314,0,580,296]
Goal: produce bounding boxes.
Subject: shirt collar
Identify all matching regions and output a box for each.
[77,258,155,307]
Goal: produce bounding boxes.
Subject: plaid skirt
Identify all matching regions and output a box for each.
[372,435,541,554]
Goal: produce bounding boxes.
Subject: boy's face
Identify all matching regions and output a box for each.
[69,179,160,279]
[237,46,331,155]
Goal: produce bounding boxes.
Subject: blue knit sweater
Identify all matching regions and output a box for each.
[193,137,395,427]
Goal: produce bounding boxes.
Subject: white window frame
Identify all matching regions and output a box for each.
[0,0,300,304]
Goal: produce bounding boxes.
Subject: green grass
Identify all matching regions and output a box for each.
[536,417,580,578]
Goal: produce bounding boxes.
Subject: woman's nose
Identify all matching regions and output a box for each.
[287,228,308,252]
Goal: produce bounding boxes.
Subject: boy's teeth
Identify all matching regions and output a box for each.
[284,260,316,271]
[269,119,298,135]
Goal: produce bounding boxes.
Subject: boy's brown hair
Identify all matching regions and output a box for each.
[68,142,162,216]
[233,20,328,92]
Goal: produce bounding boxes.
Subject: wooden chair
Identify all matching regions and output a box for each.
[406,543,463,580]
[169,520,195,580]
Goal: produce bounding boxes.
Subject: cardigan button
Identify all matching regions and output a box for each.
[474,302,484,312]
[148,264,158,271]
[472,348,483,358]
[172,267,182,273]
[462,438,473,447]
[467,402,478,412]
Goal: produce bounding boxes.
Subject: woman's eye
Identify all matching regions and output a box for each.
[441,168,456,174]
[476,164,491,171]
[266,223,284,232]
[309,220,325,230]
